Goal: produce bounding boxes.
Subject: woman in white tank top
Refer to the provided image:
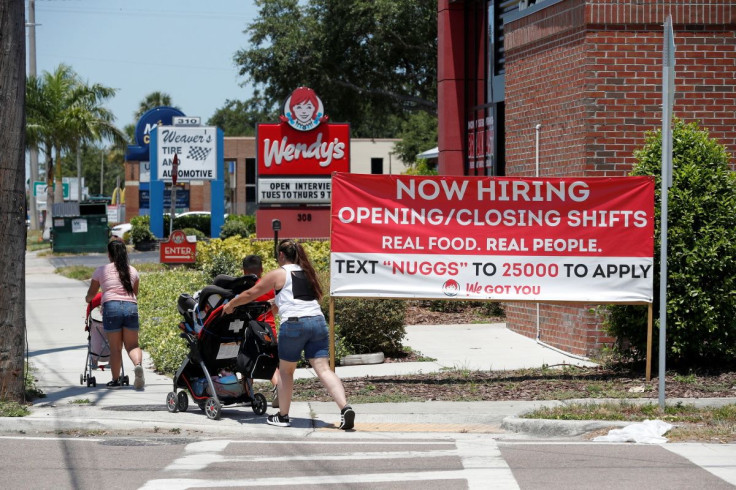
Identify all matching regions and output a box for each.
[224,239,355,430]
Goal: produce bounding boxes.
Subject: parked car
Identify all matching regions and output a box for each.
[175,211,228,219]
[176,211,211,218]
[110,222,132,238]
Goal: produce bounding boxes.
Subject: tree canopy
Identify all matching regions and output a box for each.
[207,95,277,136]
[232,0,437,138]
[26,64,125,234]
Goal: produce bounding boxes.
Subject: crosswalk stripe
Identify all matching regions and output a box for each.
[141,469,514,489]
[156,436,517,489]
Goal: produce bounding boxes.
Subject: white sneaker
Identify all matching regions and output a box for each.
[134,364,145,390]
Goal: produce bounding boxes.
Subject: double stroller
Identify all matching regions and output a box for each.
[166,274,279,420]
[80,293,128,387]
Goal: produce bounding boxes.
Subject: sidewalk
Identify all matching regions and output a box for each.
[12,250,729,439]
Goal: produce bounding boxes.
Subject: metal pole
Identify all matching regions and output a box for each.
[535,124,541,340]
[100,149,104,195]
[329,296,336,371]
[659,16,675,410]
[170,185,176,236]
[76,141,82,201]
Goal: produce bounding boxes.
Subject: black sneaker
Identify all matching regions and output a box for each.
[266,412,290,427]
[106,379,122,389]
[339,405,355,430]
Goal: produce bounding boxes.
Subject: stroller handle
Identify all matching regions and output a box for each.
[229,300,272,315]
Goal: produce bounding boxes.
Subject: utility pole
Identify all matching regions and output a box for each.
[100,147,104,195]
[76,140,82,201]
[27,0,39,229]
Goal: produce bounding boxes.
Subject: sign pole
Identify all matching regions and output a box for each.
[659,15,675,409]
[329,296,336,371]
[170,153,179,236]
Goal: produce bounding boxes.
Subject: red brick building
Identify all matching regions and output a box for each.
[438,0,736,356]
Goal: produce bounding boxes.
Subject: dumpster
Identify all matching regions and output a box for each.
[51,202,110,253]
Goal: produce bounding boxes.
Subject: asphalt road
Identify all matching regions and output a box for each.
[3,433,733,489]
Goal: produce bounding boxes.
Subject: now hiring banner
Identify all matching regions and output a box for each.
[330,174,654,303]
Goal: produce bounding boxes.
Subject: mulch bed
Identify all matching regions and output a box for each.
[289,302,736,403]
[294,366,736,402]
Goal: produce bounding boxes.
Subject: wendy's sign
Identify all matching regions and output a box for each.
[257,87,350,177]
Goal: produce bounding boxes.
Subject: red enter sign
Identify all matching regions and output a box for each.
[160,229,196,264]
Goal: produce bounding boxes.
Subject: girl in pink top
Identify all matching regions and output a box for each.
[85,239,144,390]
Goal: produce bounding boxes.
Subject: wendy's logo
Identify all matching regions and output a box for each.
[280,87,328,131]
[442,279,460,297]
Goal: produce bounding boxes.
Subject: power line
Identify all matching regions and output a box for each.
[36,3,254,22]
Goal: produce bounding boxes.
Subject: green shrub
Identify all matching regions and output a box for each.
[202,252,241,279]
[219,219,251,239]
[226,213,255,230]
[605,120,736,366]
[331,298,406,356]
[130,215,156,246]
[196,237,279,279]
[137,269,209,375]
[195,237,329,279]
[181,227,206,241]
[174,214,211,236]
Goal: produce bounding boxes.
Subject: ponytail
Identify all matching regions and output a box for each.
[108,239,133,294]
[278,239,323,300]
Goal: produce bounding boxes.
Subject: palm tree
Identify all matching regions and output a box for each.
[135,91,178,120]
[26,64,126,237]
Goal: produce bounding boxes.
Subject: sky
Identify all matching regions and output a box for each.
[29,0,259,129]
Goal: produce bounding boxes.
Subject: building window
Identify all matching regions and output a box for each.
[371,158,383,174]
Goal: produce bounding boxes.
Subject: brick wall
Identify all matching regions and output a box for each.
[503,0,736,356]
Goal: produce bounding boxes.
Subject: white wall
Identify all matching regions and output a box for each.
[350,139,410,175]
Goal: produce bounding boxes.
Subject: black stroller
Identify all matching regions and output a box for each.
[80,292,127,387]
[166,274,278,420]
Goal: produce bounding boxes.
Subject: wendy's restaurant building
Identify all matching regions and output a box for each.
[438,0,736,356]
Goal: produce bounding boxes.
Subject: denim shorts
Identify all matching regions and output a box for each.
[277,315,329,362]
[102,300,139,333]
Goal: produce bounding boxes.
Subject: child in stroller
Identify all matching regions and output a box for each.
[166,274,279,420]
[80,293,128,387]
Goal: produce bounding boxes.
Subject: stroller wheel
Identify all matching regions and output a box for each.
[166,392,179,413]
[204,398,222,420]
[87,376,96,387]
[177,391,189,412]
[122,375,130,386]
[252,393,267,415]
[80,374,84,385]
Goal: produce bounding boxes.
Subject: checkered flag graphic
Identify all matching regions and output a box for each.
[187,146,212,161]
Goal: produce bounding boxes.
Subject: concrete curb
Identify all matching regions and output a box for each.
[501,416,629,438]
